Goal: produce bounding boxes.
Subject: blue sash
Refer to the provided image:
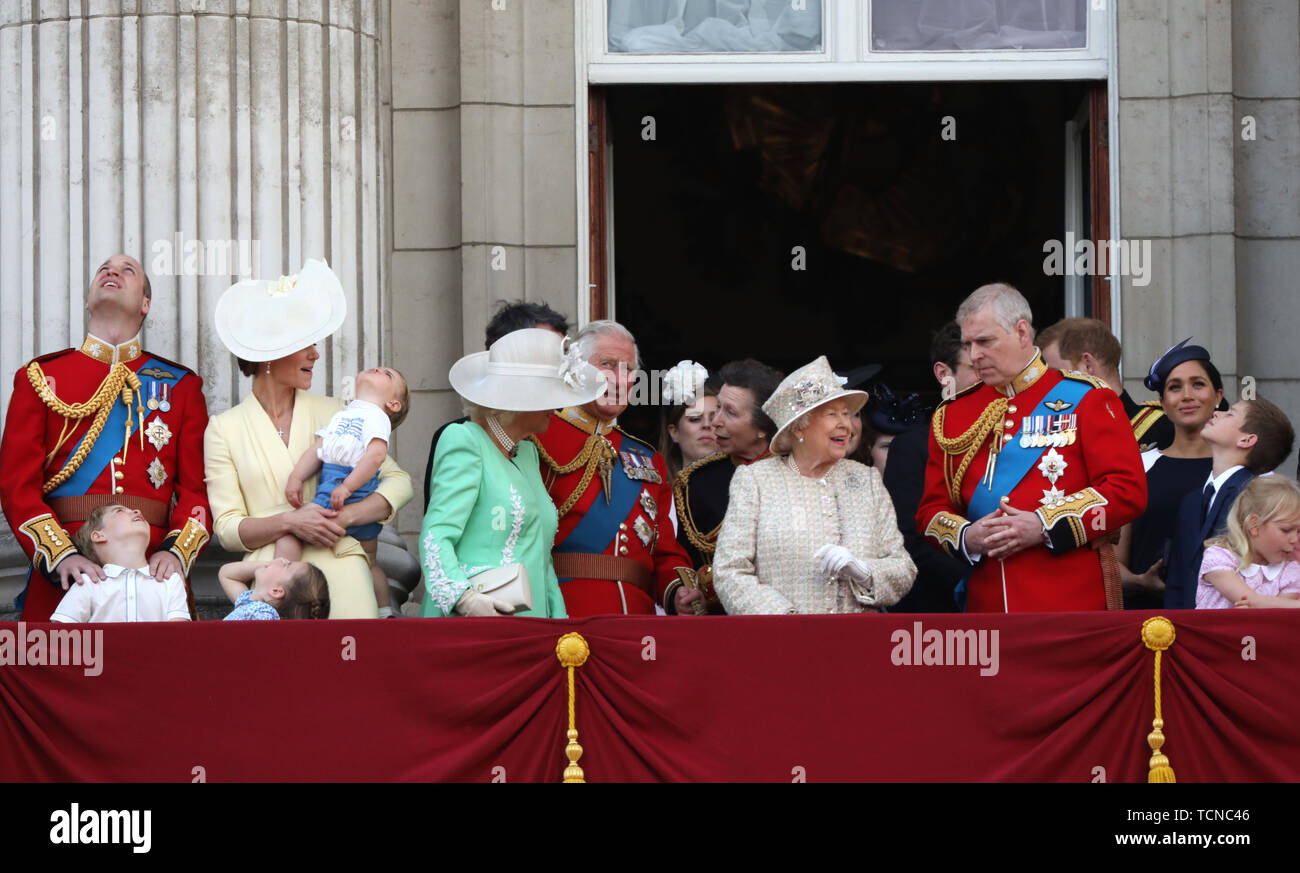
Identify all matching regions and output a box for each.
[967,378,1091,519]
[49,358,188,499]
[553,439,649,577]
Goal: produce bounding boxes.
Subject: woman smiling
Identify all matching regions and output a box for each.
[713,356,916,615]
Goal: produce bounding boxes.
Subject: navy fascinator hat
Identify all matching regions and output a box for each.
[1144,338,1211,393]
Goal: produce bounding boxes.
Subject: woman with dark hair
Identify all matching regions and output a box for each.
[1117,339,1225,609]
[673,358,784,611]
[205,260,413,619]
[657,360,718,483]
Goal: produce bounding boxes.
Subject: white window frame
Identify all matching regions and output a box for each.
[575,0,1122,330]
[587,0,1110,84]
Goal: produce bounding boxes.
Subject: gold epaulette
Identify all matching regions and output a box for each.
[1131,401,1168,445]
[1060,370,1109,390]
[936,380,982,408]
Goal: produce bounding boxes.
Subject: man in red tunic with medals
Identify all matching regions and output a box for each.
[531,321,703,617]
[0,254,212,620]
[917,283,1147,612]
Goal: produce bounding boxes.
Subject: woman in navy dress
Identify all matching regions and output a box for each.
[1118,340,1224,609]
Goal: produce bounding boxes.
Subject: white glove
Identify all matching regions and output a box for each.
[812,544,872,585]
[453,589,515,617]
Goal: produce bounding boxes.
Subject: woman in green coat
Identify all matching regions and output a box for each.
[420,329,605,617]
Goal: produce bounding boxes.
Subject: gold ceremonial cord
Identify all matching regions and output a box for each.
[555,633,589,783]
[530,433,616,519]
[28,360,141,494]
[931,398,1007,505]
[673,467,720,555]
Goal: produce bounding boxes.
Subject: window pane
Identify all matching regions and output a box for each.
[871,0,1087,51]
[608,0,823,53]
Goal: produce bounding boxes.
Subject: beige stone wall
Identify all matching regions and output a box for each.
[1118,0,1300,470]
[1117,0,1238,397]
[385,0,579,539]
[1232,0,1300,469]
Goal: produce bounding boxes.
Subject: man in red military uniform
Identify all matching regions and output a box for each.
[917,283,1147,612]
[0,254,211,620]
[532,321,704,617]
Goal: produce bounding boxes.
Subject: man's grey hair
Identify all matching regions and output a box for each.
[956,282,1035,336]
[574,319,641,370]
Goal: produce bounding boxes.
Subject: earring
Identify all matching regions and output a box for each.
[798,436,804,443]
[266,363,272,375]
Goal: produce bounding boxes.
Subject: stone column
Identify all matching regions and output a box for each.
[1232,1,1300,451]
[0,0,387,418]
[1116,0,1237,399]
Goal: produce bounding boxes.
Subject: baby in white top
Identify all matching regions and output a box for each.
[280,366,409,616]
[52,504,190,623]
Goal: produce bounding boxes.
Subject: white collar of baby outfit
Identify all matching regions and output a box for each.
[347,398,383,412]
[1244,561,1285,581]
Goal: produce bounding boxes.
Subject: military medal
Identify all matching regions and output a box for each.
[639,490,658,520]
[620,451,662,484]
[145,418,173,452]
[633,515,654,548]
[147,458,168,490]
[1036,448,1068,485]
[146,381,160,411]
[158,383,172,413]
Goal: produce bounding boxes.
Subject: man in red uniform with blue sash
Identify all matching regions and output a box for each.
[0,254,211,620]
[917,283,1147,612]
[531,321,703,617]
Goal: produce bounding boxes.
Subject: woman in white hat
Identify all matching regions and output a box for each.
[204,260,413,619]
[713,356,916,614]
[419,328,605,617]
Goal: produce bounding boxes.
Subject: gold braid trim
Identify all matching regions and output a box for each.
[529,433,616,519]
[28,361,142,495]
[932,398,1008,505]
[672,458,723,556]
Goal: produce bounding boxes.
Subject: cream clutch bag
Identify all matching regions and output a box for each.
[467,564,533,613]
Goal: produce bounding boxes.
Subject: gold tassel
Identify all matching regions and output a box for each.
[555,632,590,783]
[1140,616,1176,783]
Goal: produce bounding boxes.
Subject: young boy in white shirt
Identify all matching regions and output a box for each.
[51,504,191,623]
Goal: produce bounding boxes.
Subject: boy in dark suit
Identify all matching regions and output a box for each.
[1164,396,1295,608]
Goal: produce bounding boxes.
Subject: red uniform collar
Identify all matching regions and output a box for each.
[79,332,143,366]
[1002,348,1048,397]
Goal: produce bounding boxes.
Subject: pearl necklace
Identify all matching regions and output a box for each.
[787,453,828,485]
[486,414,517,457]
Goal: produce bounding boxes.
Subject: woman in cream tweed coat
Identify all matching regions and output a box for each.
[714,357,915,614]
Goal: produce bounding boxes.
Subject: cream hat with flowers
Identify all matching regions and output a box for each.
[215,259,347,361]
[449,328,606,412]
[763,356,868,453]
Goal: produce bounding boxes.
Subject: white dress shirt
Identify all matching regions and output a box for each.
[51,564,190,623]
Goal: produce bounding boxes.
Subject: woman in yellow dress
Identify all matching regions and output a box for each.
[204,261,412,619]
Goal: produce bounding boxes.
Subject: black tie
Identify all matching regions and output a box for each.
[1200,482,1215,525]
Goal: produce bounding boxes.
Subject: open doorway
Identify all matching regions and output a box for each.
[597,81,1104,439]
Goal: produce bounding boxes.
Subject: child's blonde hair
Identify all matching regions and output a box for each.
[1206,476,1300,571]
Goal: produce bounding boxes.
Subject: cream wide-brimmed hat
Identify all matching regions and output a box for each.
[449,328,606,412]
[214,259,347,361]
[764,356,868,452]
